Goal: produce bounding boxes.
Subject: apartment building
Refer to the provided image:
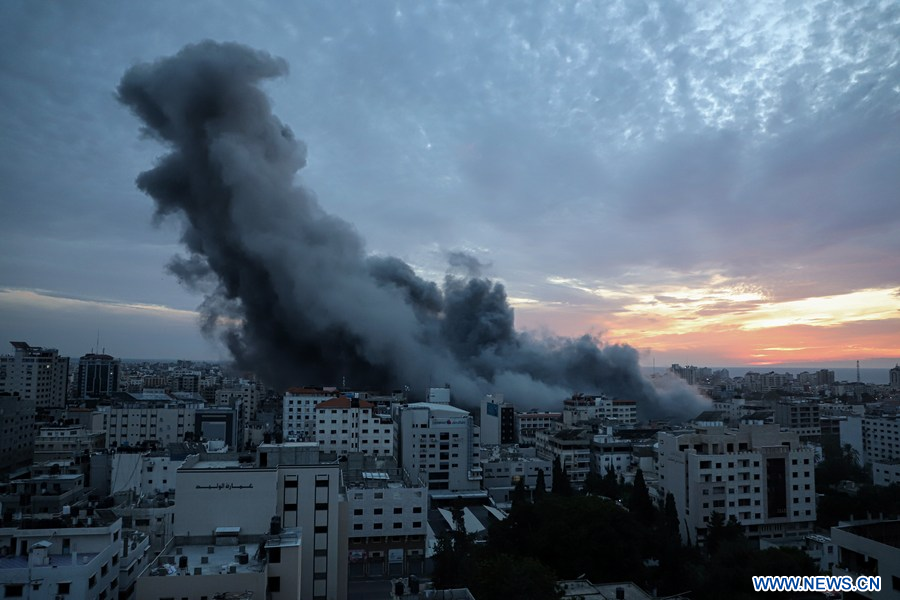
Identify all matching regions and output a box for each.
[283,388,339,442]
[0,341,69,409]
[657,423,817,544]
[315,396,393,456]
[395,403,482,493]
[534,424,592,486]
[343,455,427,577]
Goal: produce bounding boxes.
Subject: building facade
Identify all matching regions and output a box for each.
[657,423,817,544]
[314,396,394,456]
[395,403,482,493]
[0,341,69,409]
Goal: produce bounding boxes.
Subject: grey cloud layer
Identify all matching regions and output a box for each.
[0,0,897,356]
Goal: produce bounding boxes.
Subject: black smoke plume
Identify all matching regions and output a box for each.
[118,41,708,420]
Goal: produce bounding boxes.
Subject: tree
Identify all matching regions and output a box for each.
[663,492,681,545]
[534,468,547,500]
[471,553,561,600]
[551,457,573,496]
[628,469,655,523]
[511,477,529,508]
[433,501,475,588]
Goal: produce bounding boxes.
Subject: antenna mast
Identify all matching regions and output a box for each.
[856,360,861,403]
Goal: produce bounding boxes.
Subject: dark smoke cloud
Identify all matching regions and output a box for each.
[118,41,708,421]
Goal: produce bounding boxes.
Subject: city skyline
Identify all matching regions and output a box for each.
[1,2,898,368]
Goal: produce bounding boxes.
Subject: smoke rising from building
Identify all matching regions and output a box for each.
[118,41,708,420]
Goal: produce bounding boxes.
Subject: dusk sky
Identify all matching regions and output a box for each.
[1,1,898,368]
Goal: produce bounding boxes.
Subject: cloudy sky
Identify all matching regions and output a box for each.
[0,0,898,367]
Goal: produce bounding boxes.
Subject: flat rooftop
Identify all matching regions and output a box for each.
[0,552,101,570]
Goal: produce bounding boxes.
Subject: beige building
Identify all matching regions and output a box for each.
[171,454,348,600]
[0,341,69,409]
[658,423,817,545]
[283,388,339,442]
[315,396,394,456]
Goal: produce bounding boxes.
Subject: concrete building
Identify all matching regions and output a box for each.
[534,424,592,486]
[890,364,900,390]
[515,410,562,446]
[101,392,205,449]
[599,397,638,426]
[657,423,817,545]
[394,403,482,493]
[216,382,259,429]
[32,425,105,463]
[479,394,516,446]
[0,392,34,472]
[0,509,128,600]
[830,520,900,599]
[315,396,394,456]
[426,387,451,405]
[873,461,900,487]
[173,453,348,600]
[774,400,821,441]
[590,428,634,475]
[343,455,427,578]
[75,352,121,399]
[480,445,552,506]
[135,527,302,600]
[283,388,338,442]
[0,341,69,409]
[841,414,900,474]
[0,472,90,520]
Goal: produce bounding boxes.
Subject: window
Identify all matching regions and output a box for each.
[89,575,97,588]
[4,585,24,598]
[393,507,402,514]
[353,509,363,516]
[57,582,71,595]
[268,576,281,592]
[269,547,281,563]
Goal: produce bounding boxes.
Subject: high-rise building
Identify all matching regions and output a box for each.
[891,364,900,390]
[480,394,516,446]
[283,388,339,442]
[395,403,482,493]
[314,396,394,456]
[658,423,817,544]
[75,352,121,398]
[0,391,34,472]
[0,341,69,409]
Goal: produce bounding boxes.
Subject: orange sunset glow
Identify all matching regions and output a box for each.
[514,283,900,367]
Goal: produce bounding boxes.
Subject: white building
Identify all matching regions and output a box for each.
[515,410,562,446]
[216,382,259,428]
[135,527,303,600]
[0,392,34,471]
[597,397,638,426]
[101,393,204,448]
[314,396,393,456]
[343,455,427,577]
[172,453,349,600]
[0,511,130,600]
[873,460,900,487]
[657,423,817,545]
[283,388,339,442]
[841,413,900,484]
[480,394,516,446]
[480,445,552,506]
[0,341,69,409]
[534,425,592,486]
[395,403,482,493]
[32,425,105,462]
[591,428,634,475]
[830,520,900,599]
